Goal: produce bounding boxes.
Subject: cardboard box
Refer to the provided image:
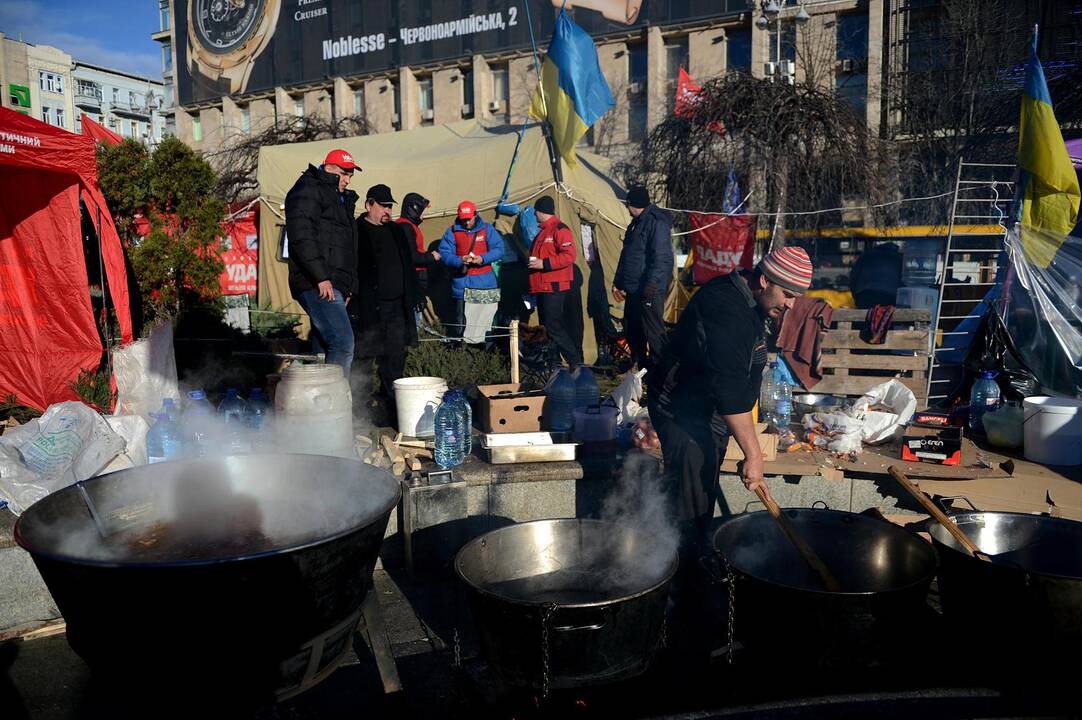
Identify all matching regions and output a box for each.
[901,424,963,466]
[724,423,779,462]
[477,384,547,433]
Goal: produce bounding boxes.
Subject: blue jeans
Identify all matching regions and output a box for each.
[297,288,355,374]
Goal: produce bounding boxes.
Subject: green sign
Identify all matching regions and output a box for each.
[9,84,30,114]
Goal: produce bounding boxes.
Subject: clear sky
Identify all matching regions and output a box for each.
[0,0,162,79]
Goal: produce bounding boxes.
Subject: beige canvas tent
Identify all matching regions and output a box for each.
[256,119,634,363]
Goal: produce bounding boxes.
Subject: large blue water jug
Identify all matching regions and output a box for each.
[183,389,216,457]
[435,390,467,469]
[572,366,600,409]
[546,369,576,432]
[969,371,1002,432]
[147,401,184,464]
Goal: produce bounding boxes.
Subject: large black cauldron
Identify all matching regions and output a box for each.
[14,454,400,703]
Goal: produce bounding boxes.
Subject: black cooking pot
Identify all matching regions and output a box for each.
[455,519,677,690]
[14,454,400,704]
[709,508,937,667]
[930,511,1082,669]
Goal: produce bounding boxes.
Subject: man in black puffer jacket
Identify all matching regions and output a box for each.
[285,149,360,374]
[613,186,674,370]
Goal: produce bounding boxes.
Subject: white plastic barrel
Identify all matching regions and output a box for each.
[275,364,354,457]
[393,377,448,438]
[1023,396,1082,466]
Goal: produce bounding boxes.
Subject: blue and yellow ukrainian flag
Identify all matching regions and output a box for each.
[529,10,614,168]
[1016,31,1081,268]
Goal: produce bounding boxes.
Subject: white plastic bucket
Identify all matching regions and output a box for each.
[394,377,448,438]
[1023,396,1082,466]
[275,364,355,457]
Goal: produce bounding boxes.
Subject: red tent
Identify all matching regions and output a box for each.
[81,113,123,146]
[0,106,133,411]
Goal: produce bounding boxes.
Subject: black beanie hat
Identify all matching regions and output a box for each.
[626,186,650,209]
[534,195,556,215]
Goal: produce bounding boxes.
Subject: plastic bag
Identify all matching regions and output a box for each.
[0,402,125,515]
[850,379,917,444]
[112,321,180,417]
[803,411,864,453]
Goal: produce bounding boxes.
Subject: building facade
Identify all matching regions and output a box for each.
[0,33,165,142]
[72,62,166,143]
[153,0,885,158]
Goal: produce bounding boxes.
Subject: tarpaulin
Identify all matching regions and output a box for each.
[689,213,756,285]
[0,106,133,411]
[80,113,123,146]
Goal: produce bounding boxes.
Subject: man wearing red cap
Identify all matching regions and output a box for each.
[285,148,361,374]
[438,200,505,342]
[650,246,813,661]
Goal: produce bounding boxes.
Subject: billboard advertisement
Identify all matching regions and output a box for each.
[176,0,744,106]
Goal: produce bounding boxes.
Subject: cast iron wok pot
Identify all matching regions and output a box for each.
[709,507,938,667]
[455,518,678,690]
[14,454,400,703]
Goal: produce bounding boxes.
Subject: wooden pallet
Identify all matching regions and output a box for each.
[814,308,932,407]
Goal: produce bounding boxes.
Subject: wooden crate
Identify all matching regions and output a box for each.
[813,308,932,407]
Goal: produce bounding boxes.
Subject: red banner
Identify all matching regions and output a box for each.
[690,213,756,285]
[219,208,258,296]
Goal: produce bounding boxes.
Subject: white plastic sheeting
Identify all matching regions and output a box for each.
[1002,227,1082,395]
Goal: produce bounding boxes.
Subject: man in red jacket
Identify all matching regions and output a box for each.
[528,196,583,368]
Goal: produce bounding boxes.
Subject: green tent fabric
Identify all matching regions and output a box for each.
[256,120,637,363]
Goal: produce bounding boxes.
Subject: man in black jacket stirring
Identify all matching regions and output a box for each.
[353,184,420,411]
[613,186,674,370]
[285,149,360,375]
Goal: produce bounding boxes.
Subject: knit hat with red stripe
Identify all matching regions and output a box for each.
[758,246,813,294]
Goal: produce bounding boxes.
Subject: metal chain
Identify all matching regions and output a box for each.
[659,610,668,649]
[452,627,462,670]
[725,558,737,665]
[540,602,558,699]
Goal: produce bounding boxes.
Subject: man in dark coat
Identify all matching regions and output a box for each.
[613,186,674,370]
[285,149,360,375]
[395,192,441,326]
[352,184,420,405]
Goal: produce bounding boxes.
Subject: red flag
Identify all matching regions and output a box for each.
[689,213,756,284]
[81,113,123,146]
[674,68,725,135]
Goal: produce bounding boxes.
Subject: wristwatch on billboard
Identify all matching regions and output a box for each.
[186,0,282,95]
[553,0,643,25]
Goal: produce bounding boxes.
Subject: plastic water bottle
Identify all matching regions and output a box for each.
[183,389,217,457]
[146,403,183,464]
[969,371,1002,432]
[572,366,600,409]
[453,390,473,456]
[246,388,270,430]
[218,388,248,425]
[759,368,777,425]
[546,369,577,432]
[771,363,793,429]
[435,391,466,469]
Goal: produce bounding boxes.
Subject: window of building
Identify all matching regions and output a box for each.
[460,69,474,116]
[159,0,170,31]
[836,13,869,115]
[665,37,689,98]
[769,23,797,65]
[55,108,65,128]
[239,104,251,133]
[392,82,401,128]
[162,42,173,73]
[76,79,100,101]
[293,95,304,117]
[353,87,365,116]
[491,67,509,104]
[129,91,137,108]
[163,81,174,108]
[418,77,433,123]
[628,42,648,141]
[38,71,64,94]
[112,88,120,104]
[75,114,82,133]
[165,115,176,138]
[726,28,752,73]
[192,115,203,141]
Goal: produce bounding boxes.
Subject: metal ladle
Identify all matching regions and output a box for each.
[76,481,108,539]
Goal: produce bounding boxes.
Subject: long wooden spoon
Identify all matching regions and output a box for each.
[888,466,989,561]
[754,487,844,592]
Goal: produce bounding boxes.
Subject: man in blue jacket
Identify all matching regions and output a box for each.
[439,200,506,341]
[613,186,674,370]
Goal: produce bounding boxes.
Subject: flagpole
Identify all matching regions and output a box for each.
[529,0,563,184]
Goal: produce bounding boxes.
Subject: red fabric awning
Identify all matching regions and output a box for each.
[0,106,133,410]
[81,113,124,146]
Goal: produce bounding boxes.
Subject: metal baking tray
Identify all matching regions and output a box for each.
[481,432,577,464]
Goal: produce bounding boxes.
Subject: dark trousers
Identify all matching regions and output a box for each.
[624,290,666,369]
[376,298,408,399]
[538,290,583,367]
[450,298,465,339]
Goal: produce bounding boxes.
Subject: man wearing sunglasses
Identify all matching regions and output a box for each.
[352,184,420,412]
[285,149,360,375]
